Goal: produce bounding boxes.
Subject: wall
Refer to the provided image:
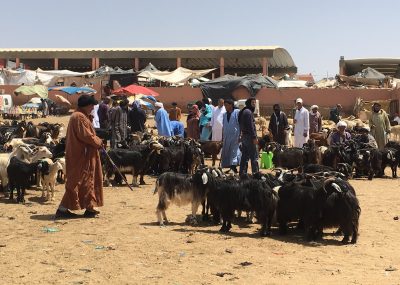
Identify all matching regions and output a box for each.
[1,84,399,116]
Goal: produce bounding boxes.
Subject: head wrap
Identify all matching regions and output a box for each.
[336,121,347,128]
[155,102,163,109]
[310,105,318,110]
[296,98,303,104]
[78,95,98,107]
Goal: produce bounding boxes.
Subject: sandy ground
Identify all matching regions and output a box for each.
[1,114,400,285]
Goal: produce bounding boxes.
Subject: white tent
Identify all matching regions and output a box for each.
[138,67,215,84]
[0,69,56,86]
[277,80,308,88]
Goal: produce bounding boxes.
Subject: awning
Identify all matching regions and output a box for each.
[14,85,48,98]
[138,67,215,84]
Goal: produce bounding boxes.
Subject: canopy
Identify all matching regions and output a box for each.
[14,85,48,98]
[199,74,277,102]
[1,69,56,86]
[113,84,159,96]
[277,80,308,88]
[48,86,96,95]
[138,67,215,84]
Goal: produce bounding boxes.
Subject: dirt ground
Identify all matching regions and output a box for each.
[0,114,400,285]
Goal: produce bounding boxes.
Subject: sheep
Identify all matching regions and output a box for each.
[41,160,63,201]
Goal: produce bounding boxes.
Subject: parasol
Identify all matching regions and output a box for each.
[54,94,72,106]
[113,84,159,96]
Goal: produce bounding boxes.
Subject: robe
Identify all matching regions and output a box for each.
[369,109,391,150]
[170,121,185,137]
[92,104,100,128]
[199,104,213,141]
[221,109,241,168]
[268,111,289,145]
[210,106,226,141]
[294,107,309,147]
[128,105,146,133]
[169,107,182,121]
[60,109,103,210]
[155,108,173,137]
[309,111,322,134]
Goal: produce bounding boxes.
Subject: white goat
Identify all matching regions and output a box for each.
[41,160,63,201]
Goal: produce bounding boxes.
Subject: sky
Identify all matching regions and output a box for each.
[1,0,399,79]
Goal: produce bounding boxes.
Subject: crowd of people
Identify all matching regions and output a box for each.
[55,94,394,219]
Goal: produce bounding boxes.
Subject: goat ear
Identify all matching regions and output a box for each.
[202,173,208,185]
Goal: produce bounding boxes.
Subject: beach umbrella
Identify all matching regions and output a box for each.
[113,84,159,96]
[127,96,154,109]
[14,85,48,98]
[48,86,96,95]
[54,94,72,106]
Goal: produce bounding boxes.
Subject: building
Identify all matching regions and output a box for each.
[0,46,297,77]
[339,56,400,77]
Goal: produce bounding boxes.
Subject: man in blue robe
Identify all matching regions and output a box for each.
[155,102,173,137]
[170,120,185,137]
[199,98,213,141]
[220,99,241,173]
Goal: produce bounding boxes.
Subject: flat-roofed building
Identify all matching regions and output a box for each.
[339,56,400,77]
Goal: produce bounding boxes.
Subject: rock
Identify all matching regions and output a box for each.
[239,261,252,267]
[79,268,92,273]
[394,216,399,220]
[225,248,233,254]
[385,266,397,271]
[216,272,232,277]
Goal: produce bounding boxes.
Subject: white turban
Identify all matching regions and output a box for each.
[336,121,347,128]
[310,105,318,110]
[296,98,303,104]
[155,102,163,108]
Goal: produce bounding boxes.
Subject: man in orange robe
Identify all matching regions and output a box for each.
[55,95,104,219]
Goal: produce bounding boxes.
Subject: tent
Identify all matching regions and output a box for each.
[337,67,388,87]
[138,67,215,84]
[14,85,48,98]
[277,80,308,88]
[199,74,277,102]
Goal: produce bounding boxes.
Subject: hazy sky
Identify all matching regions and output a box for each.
[1,0,399,79]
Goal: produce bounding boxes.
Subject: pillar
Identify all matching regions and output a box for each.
[262,57,268,76]
[177,57,181,68]
[15,58,20,69]
[0,59,5,68]
[95,58,100,69]
[54,58,59,70]
[91,58,96,70]
[219,57,224,77]
[339,56,346,75]
[134,58,140,71]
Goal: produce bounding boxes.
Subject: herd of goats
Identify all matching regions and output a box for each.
[1,117,400,244]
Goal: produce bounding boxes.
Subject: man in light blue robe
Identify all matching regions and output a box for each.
[220,99,241,173]
[199,98,213,141]
[155,102,173,137]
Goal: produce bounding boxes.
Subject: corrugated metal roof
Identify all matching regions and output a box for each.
[343,58,400,76]
[0,46,282,52]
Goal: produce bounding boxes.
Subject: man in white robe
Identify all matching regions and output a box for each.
[210,99,226,141]
[293,98,309,147]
